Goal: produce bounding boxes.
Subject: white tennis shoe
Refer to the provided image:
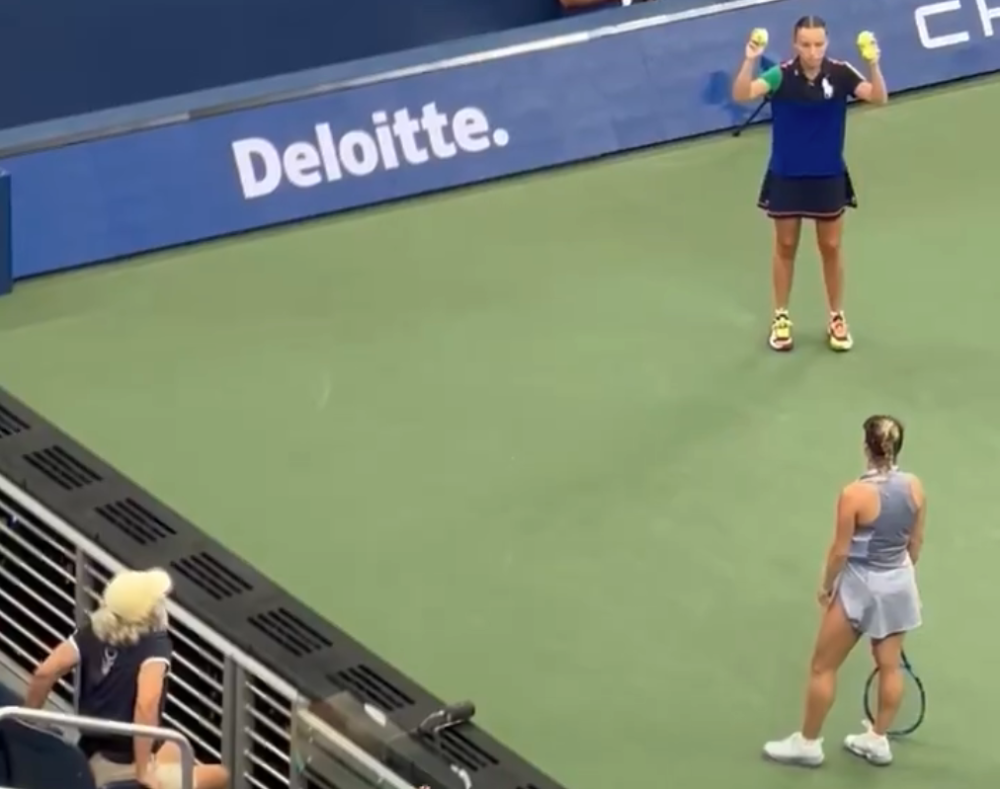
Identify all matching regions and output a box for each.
[844,720,893,765]
[762,732,825,767]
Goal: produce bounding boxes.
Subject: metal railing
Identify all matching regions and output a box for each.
[0,706,194,789]
[0,469,417,789]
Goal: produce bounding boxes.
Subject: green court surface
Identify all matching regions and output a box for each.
[3,75,1000,789]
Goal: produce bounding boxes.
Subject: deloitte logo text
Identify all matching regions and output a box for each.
[232,102,510,200]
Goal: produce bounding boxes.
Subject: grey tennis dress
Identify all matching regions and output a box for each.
[836,468,922,639]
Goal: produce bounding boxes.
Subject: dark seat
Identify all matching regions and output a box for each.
[0,682,96,789]
[0,683,19,707]
[0,682,13,786]
[0,722,8,787]
[1,720,97,789]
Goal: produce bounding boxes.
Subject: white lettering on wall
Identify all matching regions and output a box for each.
[231,103,509,200]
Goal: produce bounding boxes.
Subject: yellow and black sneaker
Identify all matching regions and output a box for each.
[768,310,793,352]
[828,312,853,352]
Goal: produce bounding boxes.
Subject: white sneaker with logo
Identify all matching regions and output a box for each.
[844,720,893,765]
[762,732,825,767]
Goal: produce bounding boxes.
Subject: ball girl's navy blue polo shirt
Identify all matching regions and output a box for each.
[761,58,864,178]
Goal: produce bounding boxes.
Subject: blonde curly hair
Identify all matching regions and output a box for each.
[91,568,172,646]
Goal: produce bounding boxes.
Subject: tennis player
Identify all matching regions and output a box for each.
[732,17,887,352]
[763,415,925,768]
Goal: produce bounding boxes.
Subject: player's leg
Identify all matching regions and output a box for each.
[763,598,860,766]
[842,635,902,765]
[802,598,861,737]
[769,216,801,351]
[870,634,906,735]
[844,568,921,765]
[814,216,852,351]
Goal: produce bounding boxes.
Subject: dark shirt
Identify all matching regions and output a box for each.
[763,57,864,177]
[71,624,172,763]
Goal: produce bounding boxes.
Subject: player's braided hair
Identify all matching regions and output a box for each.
[863,415,905,470]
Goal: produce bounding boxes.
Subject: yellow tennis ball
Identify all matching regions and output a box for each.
[751,28,769,47]
[857,30,878,61]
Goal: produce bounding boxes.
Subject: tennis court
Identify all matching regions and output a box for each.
[2,75,999,789]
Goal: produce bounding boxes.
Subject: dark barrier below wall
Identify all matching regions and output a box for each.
[0,0,706,156]
[0,172,9,296]
[0,0,569,131]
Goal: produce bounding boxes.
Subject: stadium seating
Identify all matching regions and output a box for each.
[0,681,140,789]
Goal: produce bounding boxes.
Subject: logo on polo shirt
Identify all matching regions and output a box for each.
[101,648,118,676]
[821,77,834,99]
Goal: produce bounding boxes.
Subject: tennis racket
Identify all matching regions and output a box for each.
[862,649,926,736]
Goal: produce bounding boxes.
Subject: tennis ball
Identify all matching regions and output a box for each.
[751,28,769,47]
[857,30,878,61]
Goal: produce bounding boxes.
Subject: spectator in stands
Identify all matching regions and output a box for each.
[24,568,228,789]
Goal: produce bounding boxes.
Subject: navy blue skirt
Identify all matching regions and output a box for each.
[757,170,857,219]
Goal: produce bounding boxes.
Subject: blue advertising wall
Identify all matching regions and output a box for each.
[2,0,999,285]
[0,0,566,131]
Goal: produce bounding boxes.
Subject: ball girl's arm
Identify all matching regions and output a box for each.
[850,33,888,105]
[854,62,888,104]
[732,33,776,102]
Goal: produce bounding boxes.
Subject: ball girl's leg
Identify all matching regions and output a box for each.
[768,217,801,351]
[772,217,801,312]
[815,215,853,350]
[814,216,845,314]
